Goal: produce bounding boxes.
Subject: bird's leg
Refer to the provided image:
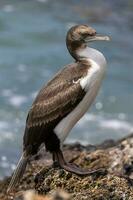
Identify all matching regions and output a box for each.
[52,152,60,168]
[53,149,103,175]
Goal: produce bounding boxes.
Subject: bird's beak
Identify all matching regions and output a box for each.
[85,34,111,42]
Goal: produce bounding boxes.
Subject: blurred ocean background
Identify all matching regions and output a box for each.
[0,0,133,179]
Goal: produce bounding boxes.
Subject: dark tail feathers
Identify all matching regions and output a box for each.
[7,152,29,193]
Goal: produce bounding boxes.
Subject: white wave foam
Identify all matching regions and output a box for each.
[9,95,27,107]
[67,113,133,145]
[77,113,102,127]
[77,113,133,133]
[2,89,28,107]
[0,121,8,129]
[0,131,14,143]
[100,119,133,132]
[17,64,27,72]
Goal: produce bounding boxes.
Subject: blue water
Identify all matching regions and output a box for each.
[0,0,133,179]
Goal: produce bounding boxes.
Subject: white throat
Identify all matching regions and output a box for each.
[77,46,107,68]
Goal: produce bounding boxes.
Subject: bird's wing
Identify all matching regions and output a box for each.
[26,62,89,129]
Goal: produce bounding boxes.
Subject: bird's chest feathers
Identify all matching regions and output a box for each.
[80,59,103,92]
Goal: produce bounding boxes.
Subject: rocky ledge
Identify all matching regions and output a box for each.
[0,134,133,200]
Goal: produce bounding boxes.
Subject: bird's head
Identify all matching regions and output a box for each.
[67,24,110,44]
[66,24,110,60]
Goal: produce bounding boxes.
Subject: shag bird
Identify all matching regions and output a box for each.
[7,25,110,192]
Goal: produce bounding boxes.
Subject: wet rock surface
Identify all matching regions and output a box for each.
[0,134,133,200]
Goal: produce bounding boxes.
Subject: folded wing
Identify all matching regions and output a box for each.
[24,63,89,151]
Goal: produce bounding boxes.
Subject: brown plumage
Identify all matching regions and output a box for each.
[27,61,89,128]
[7,24,110,193]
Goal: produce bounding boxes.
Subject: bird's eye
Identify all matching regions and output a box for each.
[84,31,96,37]
[82,33,89,37]
[89,31,97,36]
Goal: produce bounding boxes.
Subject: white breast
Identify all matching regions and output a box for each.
[54,47,107,143]
[80,59,101,92]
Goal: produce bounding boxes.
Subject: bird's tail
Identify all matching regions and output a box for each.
[7,152,29,193]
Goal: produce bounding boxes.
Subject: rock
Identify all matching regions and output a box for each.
[21,190,70,200]
[0,133,133,200]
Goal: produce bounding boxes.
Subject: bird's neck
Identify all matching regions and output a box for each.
[66,40,107,68]
[77,46,107,68]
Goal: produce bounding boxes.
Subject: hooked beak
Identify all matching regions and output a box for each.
[85,34,111,43]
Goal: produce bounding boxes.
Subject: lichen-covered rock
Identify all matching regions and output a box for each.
[0,134,133,200]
